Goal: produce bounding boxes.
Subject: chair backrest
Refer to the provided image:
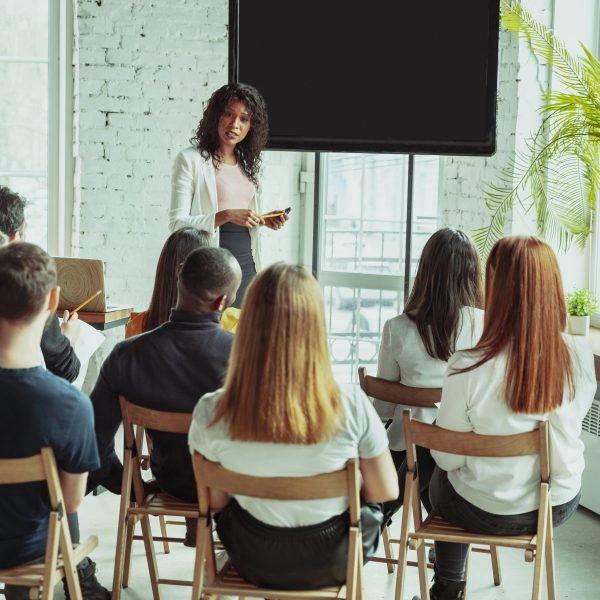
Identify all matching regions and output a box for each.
[192,453,361,524]
[118,396,193,503]
[402,409,550,483]
[358,366,441,408]
[0,447,63,512]
[119,395,193,449]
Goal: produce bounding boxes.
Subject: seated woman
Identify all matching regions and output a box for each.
[374,228,483,517]
[126,227,240,337]
[188,262,398,589]
[424,236,596,600]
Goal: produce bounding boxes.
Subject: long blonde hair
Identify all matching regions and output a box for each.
[211,262,343,443]
[455,236,573,414]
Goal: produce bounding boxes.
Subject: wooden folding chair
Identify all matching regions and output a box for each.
[190,454,364,600]
[0,448,98,600]
[396,410,554,600]
[112,397,197,600]
[358,366,440,574]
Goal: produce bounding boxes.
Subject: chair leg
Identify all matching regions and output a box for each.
[158,515,170,554]
[531,487,549,600]
[382,525,395,573]
[545,503,556,600]
[140,515,162,600]
[490,544,502,586]
[122,515,137,588]
[394,474,415,600]
[191,517,208,600]
[416,540,430,600]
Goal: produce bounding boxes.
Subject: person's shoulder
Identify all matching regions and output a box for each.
[35,369,91,409]
[447,347,485,371]
[176,146,208,165]
[562,333,595,375]
[384,312,413,334]
[191,389,223,425]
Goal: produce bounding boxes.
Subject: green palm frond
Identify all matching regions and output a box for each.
[474,1,600,260]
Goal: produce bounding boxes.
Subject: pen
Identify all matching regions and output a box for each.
[70,289,103,315]
[261,211,286,219]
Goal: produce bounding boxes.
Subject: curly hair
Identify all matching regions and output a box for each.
[0,186,26,237]
[190,83,269,187]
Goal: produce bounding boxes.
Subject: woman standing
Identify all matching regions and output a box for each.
[169,83,288,307]
[188,263,398,589]
[423,236,596,600]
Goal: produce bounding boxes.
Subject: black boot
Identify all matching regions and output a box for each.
[63,557,110,599]
[412,576,466,600]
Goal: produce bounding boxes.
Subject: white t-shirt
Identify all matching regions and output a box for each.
[432,335,596,515]
[188,384,389,527]
[374,306,484,451]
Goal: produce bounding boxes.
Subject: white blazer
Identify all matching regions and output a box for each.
[168,147,262,270]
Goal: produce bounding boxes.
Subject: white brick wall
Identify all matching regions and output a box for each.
[438,28,520,234]
[73,0,303,390]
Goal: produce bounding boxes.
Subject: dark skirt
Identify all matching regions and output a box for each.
[215,498,383,589]
[219,222,257,309]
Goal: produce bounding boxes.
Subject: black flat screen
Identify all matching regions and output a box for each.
[230,0,500,155]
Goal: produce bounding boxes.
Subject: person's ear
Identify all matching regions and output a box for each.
[8,231,18,242]
[213,294,227,312]
[48,287,60,313]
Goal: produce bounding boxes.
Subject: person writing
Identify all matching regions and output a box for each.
[169,82,288,307]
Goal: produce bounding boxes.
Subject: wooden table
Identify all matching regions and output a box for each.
[78,307,133,331]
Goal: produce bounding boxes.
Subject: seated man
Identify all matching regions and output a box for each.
[89,247,241,539]
[0,243,109,600]
[0,185,81,381]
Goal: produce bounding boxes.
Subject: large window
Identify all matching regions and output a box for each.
[317,153,439,383]
[0,0,49,247]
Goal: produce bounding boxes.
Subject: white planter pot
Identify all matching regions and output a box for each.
[568,315,590,336]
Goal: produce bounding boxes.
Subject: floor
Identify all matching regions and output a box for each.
[46,491,600,600]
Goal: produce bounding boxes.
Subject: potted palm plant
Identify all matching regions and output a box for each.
[566,288,598,335]
[474,0,600,259]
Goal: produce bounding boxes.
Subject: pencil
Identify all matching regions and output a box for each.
[71,289,103,314]
[261,211,285,219]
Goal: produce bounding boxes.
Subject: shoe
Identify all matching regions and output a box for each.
[412,575,466,600]
[63,557,110,599]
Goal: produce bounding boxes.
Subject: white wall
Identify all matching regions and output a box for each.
[73,0,304,388]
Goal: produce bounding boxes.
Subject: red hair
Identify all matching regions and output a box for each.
[455,236,573,414]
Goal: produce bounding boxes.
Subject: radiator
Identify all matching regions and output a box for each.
[581,398,600,515]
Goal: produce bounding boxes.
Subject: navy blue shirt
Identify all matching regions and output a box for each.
[0,367,99,568]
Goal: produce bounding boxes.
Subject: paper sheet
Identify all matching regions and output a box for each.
[72,321,106,389]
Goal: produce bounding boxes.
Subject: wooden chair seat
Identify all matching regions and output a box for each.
[0,537,98,588]
[129,491,198,518]
[412,514,537,557]
[202,561,346,598]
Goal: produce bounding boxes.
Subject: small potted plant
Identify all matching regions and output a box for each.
[566,288,598,335]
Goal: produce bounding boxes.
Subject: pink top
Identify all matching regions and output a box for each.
[215,163,255,211]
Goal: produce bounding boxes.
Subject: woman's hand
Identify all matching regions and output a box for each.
[216,209,264,228]
[263,210,289,231]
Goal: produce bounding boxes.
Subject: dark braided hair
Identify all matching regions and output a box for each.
[190,83,269,187]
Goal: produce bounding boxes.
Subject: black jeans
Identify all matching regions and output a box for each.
[382,446,436,524]
[215,498,383,589]
[429,467,581,583]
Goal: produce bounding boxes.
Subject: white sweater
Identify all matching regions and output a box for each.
[432,335,596,515]
[374,306,484,451]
